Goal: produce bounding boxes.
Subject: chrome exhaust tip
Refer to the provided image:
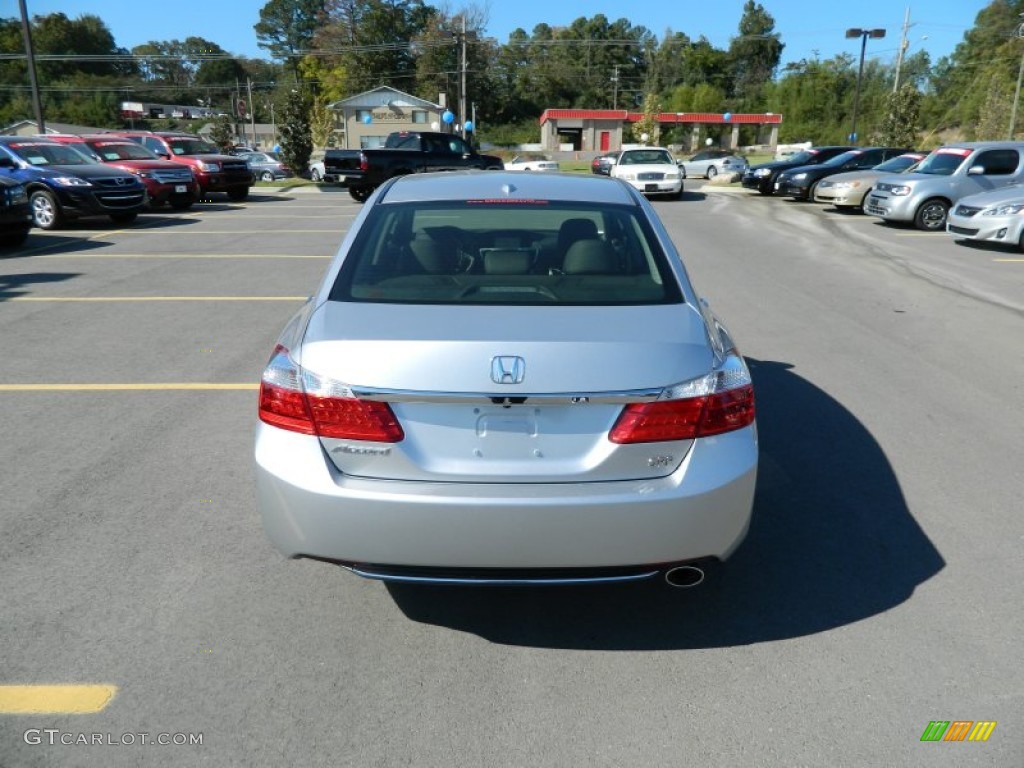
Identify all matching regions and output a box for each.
[663,565,705,588]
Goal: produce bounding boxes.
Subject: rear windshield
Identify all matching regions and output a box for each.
[329,200,684,306]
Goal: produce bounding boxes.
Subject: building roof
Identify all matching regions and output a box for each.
[1,119,108,135]
[330,85,442,111]
[539,109,782,125]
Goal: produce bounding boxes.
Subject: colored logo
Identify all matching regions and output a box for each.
[920,721,996,742]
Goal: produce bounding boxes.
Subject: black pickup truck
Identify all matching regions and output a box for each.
[325,131,503,202]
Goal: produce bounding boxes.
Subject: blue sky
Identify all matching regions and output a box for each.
[19,0,989,71]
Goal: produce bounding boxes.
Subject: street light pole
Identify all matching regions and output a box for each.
[846,27,886,145]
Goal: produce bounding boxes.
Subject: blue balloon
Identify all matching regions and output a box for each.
[723,112,732,122]
[463,120,474,132]
[272,144,281,153]
[362,114,372,124]
[442,110,454,124]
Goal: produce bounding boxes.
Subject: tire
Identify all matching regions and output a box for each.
[807,181,819,202]
[260,171,275,182]
[678,166,687,179]
[310,168,322,182]
[30,189,63,230]
[109,212,138,225]
[757,181,773,196]
[0,225,30,248]
[349,185,373,203]
[168,199,194,210]
[914,198,949,231]
[707,165,718,179]
[227,187,250,201]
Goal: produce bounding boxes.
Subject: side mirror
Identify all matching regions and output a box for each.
[967,165,985,175]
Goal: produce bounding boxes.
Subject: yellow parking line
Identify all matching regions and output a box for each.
[9,296,307,302]
[0,685,117,714]
[0,383,258,391]
[36,253,330,259]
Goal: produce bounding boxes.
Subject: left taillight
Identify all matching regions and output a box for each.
[609,353,755,444]
[258,345,404,442]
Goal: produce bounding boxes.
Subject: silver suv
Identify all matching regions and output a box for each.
[866,142,1024,230]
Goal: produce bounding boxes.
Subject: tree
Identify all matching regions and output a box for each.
[278,89,313,175]
[879,85,922,147]
[727,0,784,105]
[255,0,327,82]
[206,115,235,151]
[310,96,337,147]
[630,93,661,145]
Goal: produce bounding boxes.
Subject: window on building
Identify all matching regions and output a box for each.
[411,110,428,124]
[355,110,372,123]
[360,135,386,149]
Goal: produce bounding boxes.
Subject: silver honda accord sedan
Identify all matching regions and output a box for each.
[254,171,757,587]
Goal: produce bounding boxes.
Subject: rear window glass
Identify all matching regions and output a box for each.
[329,201,683,306]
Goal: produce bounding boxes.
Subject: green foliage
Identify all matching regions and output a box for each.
[879,86,922,147]
[630,94,662,144]
[278,89,313,173]
[255,0,327,82]
[309,97,336,148]
[208,115,237,151]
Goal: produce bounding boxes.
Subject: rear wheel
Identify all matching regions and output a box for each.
[227,187,250,201]
[260,171,275,182]
[914,198,949,231]
[706,166,718,179]
[807,181,819,201]
[349,185,373,203]
[757,181,773,196]
[310,168,322,182]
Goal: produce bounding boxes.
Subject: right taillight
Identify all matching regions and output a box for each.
[258,345,403,442]
[609,353,755,444]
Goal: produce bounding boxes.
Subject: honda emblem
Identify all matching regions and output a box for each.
[491,356,525,385]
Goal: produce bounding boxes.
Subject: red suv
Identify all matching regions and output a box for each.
[46,134,200,209]
[111,131,253,201]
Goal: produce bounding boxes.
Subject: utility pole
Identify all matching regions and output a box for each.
[459,14,467,139]
[611,65,619,110]
[18,0,45,134]
[1010,14,1024,139]
[247,77,257,148]
[893,7,912,93]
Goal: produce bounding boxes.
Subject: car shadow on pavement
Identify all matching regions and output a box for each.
[386,357,945,650]
[0,271,81,300]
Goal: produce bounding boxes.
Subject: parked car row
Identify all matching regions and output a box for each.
[743,139,1024,241]
[0,132,255,236]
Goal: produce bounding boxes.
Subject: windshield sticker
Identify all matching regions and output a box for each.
[466,199,549,205]
[937,148,972,156]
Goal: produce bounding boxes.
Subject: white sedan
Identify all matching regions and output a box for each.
[504,155,560,172]
[610,147,683,198]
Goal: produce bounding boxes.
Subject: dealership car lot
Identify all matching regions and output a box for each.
[1,184,1021,767]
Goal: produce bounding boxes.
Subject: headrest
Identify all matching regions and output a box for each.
[562,239,616,274]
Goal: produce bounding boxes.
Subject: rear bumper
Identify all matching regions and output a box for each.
[143,179,200,205]
[194,171,253,193]
[254,422,757,570]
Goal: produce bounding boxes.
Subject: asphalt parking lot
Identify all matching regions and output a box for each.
[1,182,1021,767]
